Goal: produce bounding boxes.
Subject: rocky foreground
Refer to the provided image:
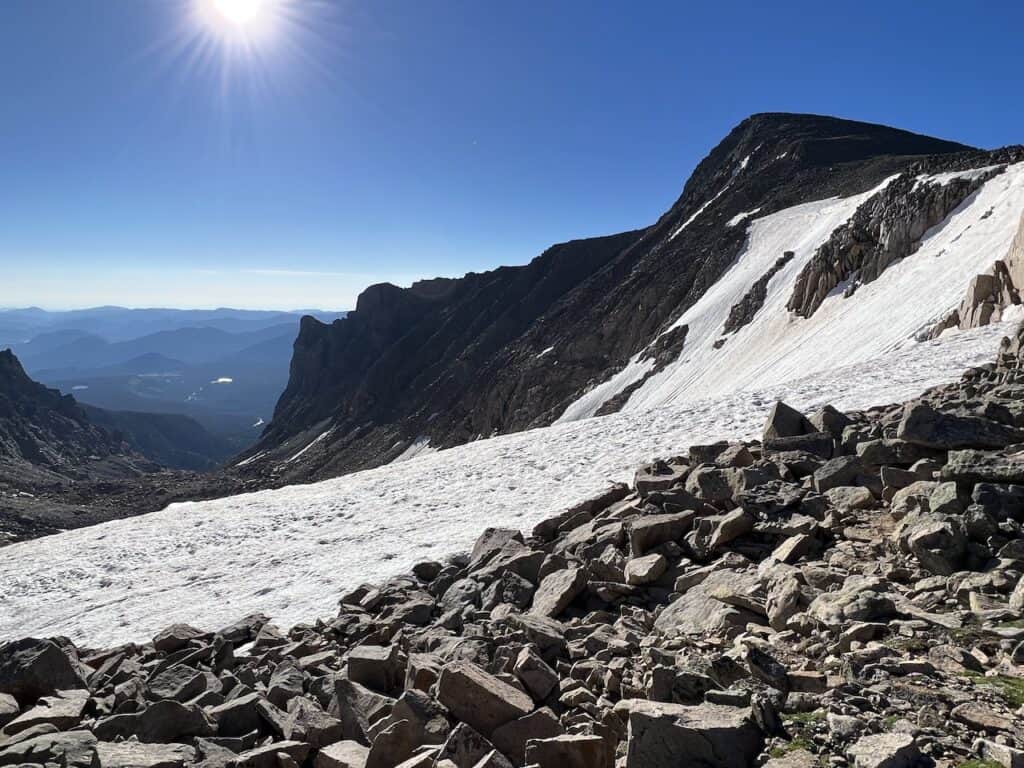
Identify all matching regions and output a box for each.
[4,332,1024,768]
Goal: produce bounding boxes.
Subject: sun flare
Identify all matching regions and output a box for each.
[196,0,280,43]
[211,0,267,27]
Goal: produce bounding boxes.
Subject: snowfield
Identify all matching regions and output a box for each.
[0,321,1015,647]
[560,162,1024,421]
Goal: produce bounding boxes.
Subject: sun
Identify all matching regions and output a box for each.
[195,0,280,42]
[210,0,268,27]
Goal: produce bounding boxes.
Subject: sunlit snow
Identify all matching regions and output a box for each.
[0,322,1013,647]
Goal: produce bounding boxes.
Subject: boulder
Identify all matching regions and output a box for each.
[1,688,89,735]
[146,664,207,702]
[628,513,694,556]
[94,699,213,742]
[0,695,16,729]
[152,624,207,654]
[512,648,558,702]
[284,696,344,748]
[763,401,816,442]
[0,638,88,705]
[525,734,612,768]
[625,553,668,585]
[623,700,763,768]
[846,733,920,768]
[436,661,533,737]
[229,740,311,768]
[347,645,405,694]
[314,740,369,768]
[530,568,586,617]
[898,402,1021,449]
[807,576,896,627]
[95,741,196,768]
[943,450,1024,484]
[491,708,563,765]
[0,729,97,768]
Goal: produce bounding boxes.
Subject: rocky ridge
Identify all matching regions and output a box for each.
[5,325,1024,767]
[236,114,983,484]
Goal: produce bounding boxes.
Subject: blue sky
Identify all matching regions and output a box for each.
[2,0,1022,311]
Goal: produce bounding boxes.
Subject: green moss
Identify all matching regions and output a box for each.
[785,710,826,726]
[769,736,815,759]
[957,760,1004,768]
[965,671,1024,708]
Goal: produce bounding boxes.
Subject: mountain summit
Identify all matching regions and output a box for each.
[236,113,1023,483]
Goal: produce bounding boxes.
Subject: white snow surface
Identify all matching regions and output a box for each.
[391,436,436,463]
[561,162,1024,419]
[669,186,728,240]
[0,321,1014,648]
[727,207,762,227]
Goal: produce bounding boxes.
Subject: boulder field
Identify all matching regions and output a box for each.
[4,327,1024,767]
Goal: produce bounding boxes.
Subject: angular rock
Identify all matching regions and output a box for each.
[625,553,667,585]
[898,402,1021,449]
[846,733,920,768]
[530,567,585,618]
[0,638,87,705]
[95,741,196,768]
[436,661,533,737]
[314,740,369,768]
[525,734,612,768]
[623,700,763,768]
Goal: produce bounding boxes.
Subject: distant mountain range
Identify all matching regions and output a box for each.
[0,306,346,454]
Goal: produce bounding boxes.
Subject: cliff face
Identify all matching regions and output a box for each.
[0,348,125,468]
[240,113,981,483]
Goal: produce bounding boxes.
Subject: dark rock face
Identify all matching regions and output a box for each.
[0,350,251,545]
[0,349,125,469]
[241,113,981,483]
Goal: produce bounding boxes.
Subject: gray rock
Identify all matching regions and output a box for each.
[628,512,694,556]
[146,664,207,702]
[95,741,197,768]
[530,568,585,618]
[0,729,97,768]
[943,449,1024,483]
[525,734,612,768]
[807,576,896,627]
[228,740,311,768]
[491,708,562,765]
[152,624,207,654]
[846,733,920,768]
[0,695,16,730]
[314,740,369,768]
[763,401,816,442]
[0,638,88,706]
[625,553,667,585]
[898,402,1021,449]
[347,645,404,694]
[1,688,89,735]
[512,648,558,702]
[436,661,533,737]
[94,699,213,742]
[623,700,763,768]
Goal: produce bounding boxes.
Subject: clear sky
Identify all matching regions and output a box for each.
[2,0,1022,311]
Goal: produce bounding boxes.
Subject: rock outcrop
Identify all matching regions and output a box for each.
[7,323,1024,768]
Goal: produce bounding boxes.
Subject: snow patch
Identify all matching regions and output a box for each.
[727,207,762,227]
[287,430,332,463]
[391,436,437,463]
[0,322,1012,647]
[669,186,728,240]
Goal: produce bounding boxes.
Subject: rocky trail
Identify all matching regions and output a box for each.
[4,324,1024,768]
